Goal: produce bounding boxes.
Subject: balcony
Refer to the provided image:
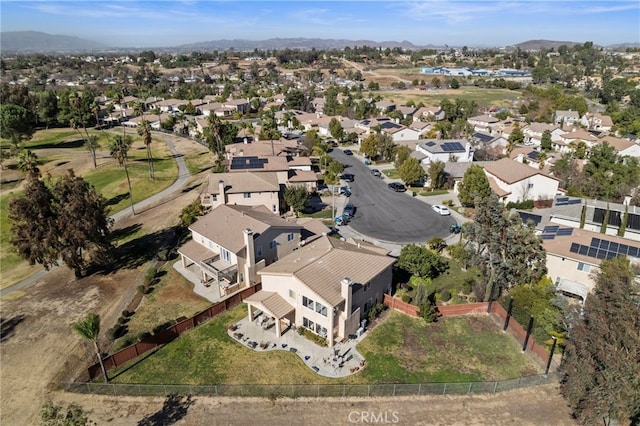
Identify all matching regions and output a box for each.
[200,255,238,285]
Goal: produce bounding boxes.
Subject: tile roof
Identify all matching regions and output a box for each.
[189,205,302,254]
[203,172,280,195]
[483,158,543,184]
[244,291,295,318]
[259,236,395,306]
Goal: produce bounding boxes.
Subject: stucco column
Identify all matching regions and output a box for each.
[248,304,254,322]
[276,318,281,337]
[328,307,335,347]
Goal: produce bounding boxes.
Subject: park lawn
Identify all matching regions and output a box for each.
[357,311,540,383]
[377,87,521,108]
[84,142,177,215]
[0,192,43,289]
[183,150,215,175]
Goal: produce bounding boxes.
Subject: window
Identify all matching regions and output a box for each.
[303,317,314,330]
[221,248,231,262]
[211,195,217,202]
[256,245,263,257]
[315,302,327,317]
[273,204,277,212]
[302,296,313,308]
[527,183,534,190]
[315,324,327,337]
[287,233,295,242]
[289,289,296,300]
[577,262,591,272]
[269,240,277,249]
[243,192,251,198]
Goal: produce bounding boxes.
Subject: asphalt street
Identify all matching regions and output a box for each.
[331,149,456,244]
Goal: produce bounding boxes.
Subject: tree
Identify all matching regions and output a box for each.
[540,129,553,152]
[0,104,35,148]
[53,170,113,278]
[109,135,135,215]
[397,244,448,278]
[457,164,491,207]
[204,114,237,154]
[16,149,40,179]
[328,117,344,141]
[37,90,59,129]
[427,160,446,189]
[284,185,309,216]
[394,145,411,169]
[259,109,281,140]
[560,256,640,426]
[8,170,113,278]
[464,194,547,300]
[398,157,424,185]
[73,313,109,383]
[137,119,154,180]
[359,134,378,159]
[41,402,92,426]
[507,125,524,153]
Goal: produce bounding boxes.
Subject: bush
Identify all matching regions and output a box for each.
[440,290,451,302]
[153,320,175,335]
[442,199,454,206]
[301,328,327,346]
[401,294,412,304]
[122,310,134,318]
[462,277,475,294]
[505,200,534,210]
[138,332,152,341]
[137,284,147,294]
[117,316,129,325]
[368,303,385,321]
[107,324,127,341]
[144,267,157,286]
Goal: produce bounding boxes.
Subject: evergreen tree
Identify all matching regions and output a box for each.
[457,164,491,207]
[560,256,640,426]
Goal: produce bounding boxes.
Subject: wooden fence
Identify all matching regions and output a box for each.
[382,294,551,365]
[88,283,261,380]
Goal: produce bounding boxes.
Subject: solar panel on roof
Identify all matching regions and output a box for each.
[556,197,569,202]
[578,245,589,256]
[619,244,629,255]
[609,242,619,253]
[518,212,542,225]
[556,228,574,236]
[588,247,598,258]
[570,243,580,253]
[542,234,555,240]
[543,226,560,233]
[600,240,610,250]
[568,199,582,205]
[426,141,436,147]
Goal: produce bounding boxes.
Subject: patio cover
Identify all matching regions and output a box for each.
[244,291,294,319]
[556,278,589,302]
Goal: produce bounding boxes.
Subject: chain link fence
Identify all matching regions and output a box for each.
[61,372,559,398]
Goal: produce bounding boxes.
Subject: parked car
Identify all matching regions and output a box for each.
[343,203,356,218]
[432,204,451,215]
[341,173,355,182]
[388,182,406,192]
[339,187,351,197]
[370,168,381,177]
[344,149,354,155]
[450,223,462,234]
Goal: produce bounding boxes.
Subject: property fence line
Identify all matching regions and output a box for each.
[383,295,554,367]
[61,372,560,398]
[86,283,262,380]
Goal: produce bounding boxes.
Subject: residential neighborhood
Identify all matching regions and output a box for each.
[1,22,640,426]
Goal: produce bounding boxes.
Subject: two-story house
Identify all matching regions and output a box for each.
[199,172,282,213]
[245,236,395,346]
[176,204,304,302]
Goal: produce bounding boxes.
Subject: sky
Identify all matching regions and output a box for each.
[1,1,639,48]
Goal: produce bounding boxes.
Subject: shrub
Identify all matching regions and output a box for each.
[107,325,127,341]
[117,316,129,325]
[137,284,147,294]
[138,332,152,341]
[41,402,90,426]
[442,199,454,206]
[468,296,477,303]
[401,294,412,304]
[122,310,134,318]
[462,277,475,294]
[440,290,451,302]
[153,320,175,335]
[301,328,327,346]
[368,303,385,321]
[144,267,157,286]
[505,200,534,210]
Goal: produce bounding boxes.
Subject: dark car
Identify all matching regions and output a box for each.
[370,168,381,177]
[388,182,406,192]
[344,149,354,155]
[341,173,355,182]
[343,203,356,217]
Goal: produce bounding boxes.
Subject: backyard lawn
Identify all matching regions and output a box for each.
[110,305,541,385]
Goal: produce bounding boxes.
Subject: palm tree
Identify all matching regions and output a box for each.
[109,135,135,215]
[137,119,154,180]
[16,149,40,179]
[73,313,108,382]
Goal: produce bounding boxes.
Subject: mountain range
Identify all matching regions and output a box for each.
[1,31,637,54]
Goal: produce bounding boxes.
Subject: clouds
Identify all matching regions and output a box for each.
[1,1,638,47]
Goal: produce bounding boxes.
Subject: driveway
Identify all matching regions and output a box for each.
[331,149,455,244]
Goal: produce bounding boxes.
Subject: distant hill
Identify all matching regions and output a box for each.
[514,39,584,50]
[1,31,109,53]
[175,38,429,51]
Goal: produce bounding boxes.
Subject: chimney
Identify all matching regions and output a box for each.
[218,180,226,205]
[341,278,353,317]
[243,229,255,286]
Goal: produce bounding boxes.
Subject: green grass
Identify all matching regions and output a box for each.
[300,209,334,219]
[111,305,540,385]
[183,151,215,175]
[357,312,540,383]
[377,87,522,108]
[418,189,449,197]
[383,169,400,179]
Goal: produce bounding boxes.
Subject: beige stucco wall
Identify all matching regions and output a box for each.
[546,253,597,293]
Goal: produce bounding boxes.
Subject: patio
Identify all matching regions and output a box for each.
[227,312,369,378]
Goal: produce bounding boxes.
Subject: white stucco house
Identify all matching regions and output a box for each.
[416,139,474,164]
[482,158,560,203]
[245,236,395,347]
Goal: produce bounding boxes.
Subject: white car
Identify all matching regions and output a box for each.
[431,204,451,216]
